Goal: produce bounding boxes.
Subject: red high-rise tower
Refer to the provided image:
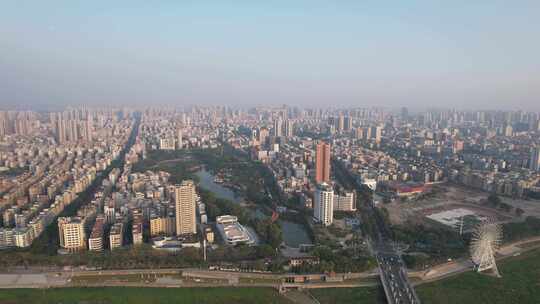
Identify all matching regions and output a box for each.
[315,141,331,184]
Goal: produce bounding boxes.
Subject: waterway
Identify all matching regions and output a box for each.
[195,168,312,247]
[195,168,244,204]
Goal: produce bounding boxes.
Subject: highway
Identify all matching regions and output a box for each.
[376,246,420,304]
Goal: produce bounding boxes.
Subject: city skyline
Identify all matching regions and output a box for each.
[2,2,540,303]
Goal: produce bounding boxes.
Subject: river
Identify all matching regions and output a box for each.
[195,168,312,247]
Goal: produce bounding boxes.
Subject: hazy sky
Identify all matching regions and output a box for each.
[1,1,539,110]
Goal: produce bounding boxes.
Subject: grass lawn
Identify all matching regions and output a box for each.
[310,287,386,304]
[0,287,293,304]
[417,248,540,304]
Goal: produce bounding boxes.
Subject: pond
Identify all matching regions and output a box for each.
[195,168,243,203]
[195,167,312,247]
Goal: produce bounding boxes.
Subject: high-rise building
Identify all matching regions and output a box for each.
[104,205,116,224]
[354,127,364,140]
[160,137,176,150]
[344,116,352,131]
[530,146,540,172]
[0,111,7,137]
[175,180,197,235]
[54,114,67,144]
[258,127,269,146]
[58,217,86,252]
[401,107,409,121]
[333,191,356,212]
[371,125,382,143]
[176,129,183,149]
[314,183,334,226]
[88,216,105,252]
[150,216,176,236]
[109,222,124,250]
[273,118,283,137]
[315,141,331,184]
[336,115,344,132]
[502,124,513,137]
[284,119,294,138]
[132,222,143,245]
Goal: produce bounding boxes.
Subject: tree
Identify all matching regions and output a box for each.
[515,208,525,217]
[256,244,276,258]
[488,193,502,206]
[499,202,513,213]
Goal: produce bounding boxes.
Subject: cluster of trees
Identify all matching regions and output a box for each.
[200,189,250,224]
[487,193,524,216]
[208,243,277,262]
[131,150,200,184]
[402,253,431,269]
[392,223,466,265]
[253,219,283,249]
[524,189,540,200]
[503,216,540,242]
[0,245,203,270]
[292,246,376,274]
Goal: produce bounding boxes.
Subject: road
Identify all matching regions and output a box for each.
[376,245,420,304]
[333,159,421,304]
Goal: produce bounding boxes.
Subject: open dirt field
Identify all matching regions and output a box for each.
[384,183,534,227]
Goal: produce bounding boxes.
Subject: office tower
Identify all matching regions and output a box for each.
[530,146,540,172]
[58,217,86,252]
[314,183,334,226]
[284,119,294,138]
[273,118,283,137]
[175,180,197,235]
[315,141,331,184]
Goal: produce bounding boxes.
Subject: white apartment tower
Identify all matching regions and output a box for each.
[314,183,334,226]
[58,217,86,252]
[175,180,197,235]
